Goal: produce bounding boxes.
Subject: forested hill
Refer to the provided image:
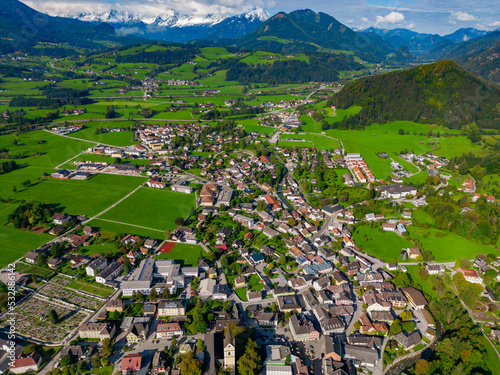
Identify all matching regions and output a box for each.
[326,60,500,129]
[226,9,393,63]
[0,0,146,55]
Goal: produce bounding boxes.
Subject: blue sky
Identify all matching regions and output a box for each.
[24,0,500,35]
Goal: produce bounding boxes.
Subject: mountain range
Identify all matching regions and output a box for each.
[36,6,270,43]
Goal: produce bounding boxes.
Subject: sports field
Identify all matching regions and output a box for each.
[155,243,204,267]
[99,188,196,231]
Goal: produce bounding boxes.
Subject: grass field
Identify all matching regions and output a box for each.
[155,243,203,267]
[408,227,499,262]
[2,174,147,217]
[67,123,137,147]
[88,219,165,239]
[0,205,54,269]
[67,280,114,297]
[405,265,442,300]
[279,133,341,150]
[234,287,248,302]
[353,225,413,262]
[99,188,196,231]
[319,121,478,179]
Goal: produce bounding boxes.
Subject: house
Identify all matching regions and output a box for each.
[363,290,391,312]
[156,322,183,339]
[53,213,71,225]
[79,323,116,340]
[25,251,40,264]
[106,300,125,312]
[234,276,246,288]
[382,223,397,232]
[406,248,421,259]
[158,300,186,316]
[277,295,303,313]
[48,226,64,235]
[144,239,157,249]
[426,264,445,274]
[143,304,156,317]
[343,345,379,368]
[455,268,483,284]
[254,312,278,327]
[47,257,62,269]
[376,184,417,199]
[289,315,320,342]
[394,331,421,350]
[401,287,428,309]
[121,353,142,375]
[86,257,108,277]
[247,290,263,303]
[126,323,148,344]
[9,352,42,374]
[199,278,216,297]
[207,267,217,279]
[96,261,124,284]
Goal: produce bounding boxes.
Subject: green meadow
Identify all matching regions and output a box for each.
[99,188,196,231]
[155,243,204,267]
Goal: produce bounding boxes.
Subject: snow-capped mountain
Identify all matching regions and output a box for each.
[52,7,269,29]
[49,6,270,42]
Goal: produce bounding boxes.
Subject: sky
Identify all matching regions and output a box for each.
[22,0,500,35]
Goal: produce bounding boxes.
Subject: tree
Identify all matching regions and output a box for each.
[165,229,172,240]
[175,217,185,226]
[353,321,361,331]
[60,355,72,367]
[390,320,402,335]
[398,128,405,135]
[418,268,429,281]
[197,338,205,352]
[100,357,110,367]
[48,309,59,324]
[220,255,229,269]
[105,106,117,119]
[23,344,36,355]
[91,357,101,369]
[256,200,267,212]
[237,339,260,375]
[415,358,430,375]
[162,287,171,300]
[400,311,413,321]
[77,361,87,373]
[179,350,202,375]
[12,186,16,193]
[149,288,158,302]
[460,258,471,268]
[101,338,114,357]
[288,218,296,227]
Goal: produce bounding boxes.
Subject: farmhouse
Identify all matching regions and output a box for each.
[455,268,483,284]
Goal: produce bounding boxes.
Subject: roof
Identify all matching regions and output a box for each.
[121,353,142,371]
[224,325,234,348]
[401,287,428,307]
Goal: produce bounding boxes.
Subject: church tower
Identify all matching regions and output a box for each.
[223,326,235,371]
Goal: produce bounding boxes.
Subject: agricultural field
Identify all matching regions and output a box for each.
[98,188,196,232]
[279,133,341,150]
[3,173,147,217]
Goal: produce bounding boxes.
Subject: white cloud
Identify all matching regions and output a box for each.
[487,21,500,27]
[450,11,476,22]
[407,21,416,29]
[375,11,404,25]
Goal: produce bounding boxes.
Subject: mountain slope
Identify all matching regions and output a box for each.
[326,60,500,129]
[425,31,500,61]
[0,0,145,54]
[455,41,500,83]
[443,28,490,43]
[228,9,394,62]
[363,27,444,53]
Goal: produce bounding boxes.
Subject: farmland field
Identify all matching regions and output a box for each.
[99,188,196,231]
[279,133,341,150]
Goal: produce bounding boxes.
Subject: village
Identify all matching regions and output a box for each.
[3,119,500,375]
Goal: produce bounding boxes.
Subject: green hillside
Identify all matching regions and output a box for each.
[327,60,500,129]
